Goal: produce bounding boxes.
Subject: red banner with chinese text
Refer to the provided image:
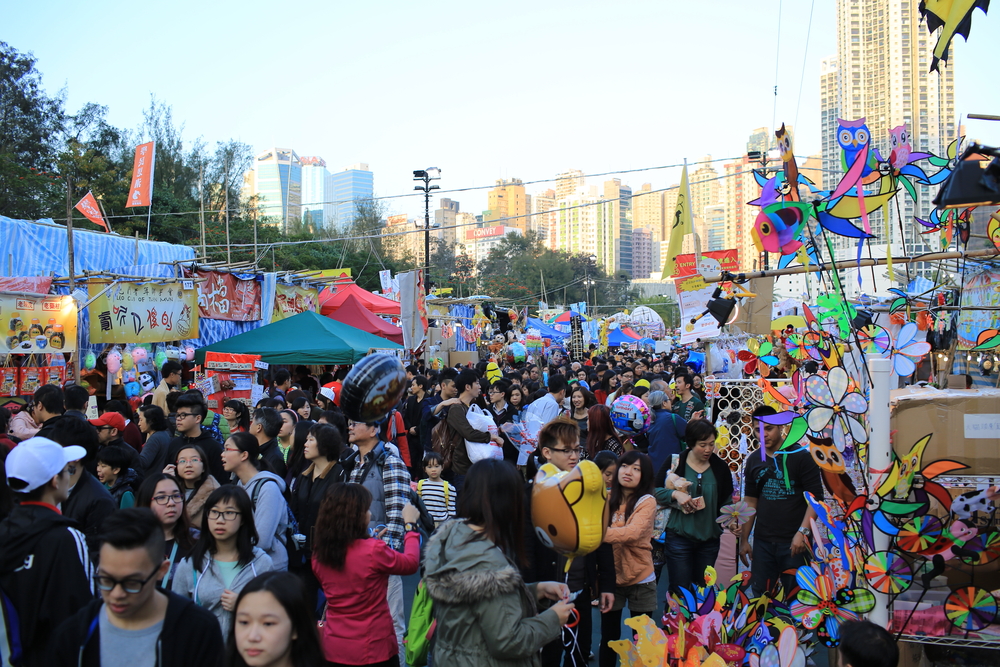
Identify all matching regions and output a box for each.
[183,269,262,322]
[672,248,740,279]
[74,191,109,231]
[125,142,156,208]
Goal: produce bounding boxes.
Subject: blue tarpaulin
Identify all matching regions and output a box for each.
[527,317,568,339]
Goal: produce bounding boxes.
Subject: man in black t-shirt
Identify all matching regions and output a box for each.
[739,405,823,597]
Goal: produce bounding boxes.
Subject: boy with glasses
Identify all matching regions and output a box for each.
[51,508,224,666]
[0,437,95,667]
[167,394,226,482]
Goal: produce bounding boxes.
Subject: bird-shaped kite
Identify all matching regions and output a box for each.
[752,203,810,255]
[920,0,991,72]
[776,123,800,201]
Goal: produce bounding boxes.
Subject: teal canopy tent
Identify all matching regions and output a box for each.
[194,310,401,365]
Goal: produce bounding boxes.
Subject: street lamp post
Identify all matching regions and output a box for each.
[585,254,598,314]
[413,168,441,294]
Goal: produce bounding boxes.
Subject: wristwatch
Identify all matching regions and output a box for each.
[404,522,418,533]
[797,526,811,537]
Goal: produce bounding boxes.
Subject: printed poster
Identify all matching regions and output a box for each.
[672,249,740,279]
[272,284,319,321]
[676,274,721,344]
[88,282,198,343]
[0,294,77,353]
[184,269,262,321]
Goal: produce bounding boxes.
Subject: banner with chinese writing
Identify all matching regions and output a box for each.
[676,274,721,344]
[125,142,155,208]
[74,191,109,231]
[89,282,198,343]
[672,248,740,279]
[184,269,262,321]
[0,294,77,354]
[271,284,319,321]
[202,352,261,410]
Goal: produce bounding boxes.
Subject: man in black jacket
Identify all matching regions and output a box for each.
[167,394,227,482]
[0,437,95,667]
[51,508,224,667]
[251,407,287,478]
[31,383,65,440]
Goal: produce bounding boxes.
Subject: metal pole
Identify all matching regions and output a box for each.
[225,160,231,265]
[866,356,893,629]
[199,165,206,259]
[424,185,430,293]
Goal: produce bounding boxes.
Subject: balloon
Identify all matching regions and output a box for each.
[154,350,167,372]
[610,395,653,435]
[340,354,407,423]
[531,461,609,569]
[485,362,501,385]
[510,342,527,363]
[184,346,195,362]
[121,351,134,372]
[83,351,97,370]
[131,347,147,363]
[106,350,122,374]
[124,381,141,398]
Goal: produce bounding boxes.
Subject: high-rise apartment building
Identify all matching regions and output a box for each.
[632,184,665,271]
[555,170,585,200]
[631,228,653,280]
[824,0,957,278]
[603,179,633,276]
[485,179,529,232]
[246,148,302,231]
[433,198,460,247]
[722,156,762,271]
[300,156,334,229]
[820,57,841,191]
[554,185,606,269]
[529,189,556,246]
[704,204,726,252]
[382,213,422,265]
[330,163,374,231]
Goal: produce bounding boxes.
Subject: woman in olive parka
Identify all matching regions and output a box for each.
[424,459,575,667]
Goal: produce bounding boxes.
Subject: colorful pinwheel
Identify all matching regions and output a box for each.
[804,366,869,452]
[790,567,875,647]
[896,516,944,554]
[945,587,997,632]
[716,501,757,531]
[863,551,913,595]
[889,322,931,376]
[785,333,822,361]
[738,338,780,375]
[857,324,891,354]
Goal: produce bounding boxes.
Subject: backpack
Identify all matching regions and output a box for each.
[417,478,450,513]
[355,447,437,539]
[0,587,22,667]
[430,419,459,471]
[250,478,304,568]
[403,579,435,667]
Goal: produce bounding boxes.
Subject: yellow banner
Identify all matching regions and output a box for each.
[662,164,693,279]
[0,294,77,353]
[89,282,199,343]
[272,283,319,321]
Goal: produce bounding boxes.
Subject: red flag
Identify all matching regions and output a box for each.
[125,141,155,208]
[74,191,109,231]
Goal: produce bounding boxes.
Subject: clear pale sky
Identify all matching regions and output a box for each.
[5,0,998,220]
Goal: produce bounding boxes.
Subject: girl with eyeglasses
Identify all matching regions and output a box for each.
[164,444,220,527]
[135,472,198,590]
[174,485,274,637]
[656,419,733,595]
[223,400,251,434]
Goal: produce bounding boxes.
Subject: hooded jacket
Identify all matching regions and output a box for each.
[50,590,225,667]
[171,546,273,637]
[0,503,95,667]
[424,520,562,667]
[237,471,288,570]
[63,469,117,557]
[106,467,141,509]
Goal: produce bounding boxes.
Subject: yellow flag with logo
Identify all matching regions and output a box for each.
[662,164,693,279]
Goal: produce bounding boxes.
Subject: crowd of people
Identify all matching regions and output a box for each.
[0,355,899,667]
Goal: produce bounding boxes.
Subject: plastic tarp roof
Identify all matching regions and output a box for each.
[194,310,400,365]
[621,327,643,339]
[319,281,400,316]
[527,317,568,339]
[326,293,404,345]
[607,327,638,347]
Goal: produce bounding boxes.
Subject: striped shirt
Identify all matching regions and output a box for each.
[417,479,456,523]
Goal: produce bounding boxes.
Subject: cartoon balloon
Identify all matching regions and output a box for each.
[154,349,167,373]
[485,362,501,385]
[106,350,122,374]
[340,354,408,423]
[121,351,134,372]
[184,346,196,362]
[131,347,148,364]
[610,395,653,435]
[509,342,527,363]
[83,351,97,370]
[531,461,609,569]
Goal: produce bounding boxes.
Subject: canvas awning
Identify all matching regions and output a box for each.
[319,281,401,316]
[326,294,404,345]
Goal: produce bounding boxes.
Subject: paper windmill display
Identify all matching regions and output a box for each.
[863,551,913,595]
[888,322,932,376]
[857,324,891,354]
[738,338,780,375]
[804,367,869,452]
[945,587,998,632]
[716,501,757,531]
[784,333,822,361]
[790,567,875,647]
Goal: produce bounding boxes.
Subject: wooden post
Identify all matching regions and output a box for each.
[66,175,80,383]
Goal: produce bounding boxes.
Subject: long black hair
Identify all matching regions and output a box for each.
[457,459,527,567]
[135,473,196,550]
[173,444,212,494]
[228,431,271,472]
[608,450,654,524]
[224,400,251,432]
[226,572,324,667]
[190,485,259,572]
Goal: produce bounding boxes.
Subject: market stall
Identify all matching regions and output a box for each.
[324,293,404,345]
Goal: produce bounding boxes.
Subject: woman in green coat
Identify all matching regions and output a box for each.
[424,459,575,667]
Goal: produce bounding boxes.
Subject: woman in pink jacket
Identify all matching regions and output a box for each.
[312,483,421,666]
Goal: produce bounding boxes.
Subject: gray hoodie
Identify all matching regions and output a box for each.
[237,471,289,570]
[172,546,273,637]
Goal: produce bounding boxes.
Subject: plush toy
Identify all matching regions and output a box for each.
[83,351,97,370]
[106,350,122,374]
[485,362,502,385]
[124,381,141,398]
[139,373,156,393]
[184,346,195,362]
[531,461,609,571]
[131,347,148,364]
[664,472,693,494]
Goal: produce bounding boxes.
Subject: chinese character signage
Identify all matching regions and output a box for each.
[672,249,740,279]
[125,142,156,208]
[183,270,262,322]
[88,282,199,344]
[272,284,319,322]
[74,191,109,231]
[0,294,77,354]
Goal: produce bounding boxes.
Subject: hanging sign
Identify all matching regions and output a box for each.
[272,284,319,321]
[184,269,262,321]
[673,249,740,279]
[0,294,77,354]
[88,282,198,344]
[125,142,156,208]
[676,274,722,344]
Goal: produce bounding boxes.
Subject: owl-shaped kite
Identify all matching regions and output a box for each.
[838,118,873,177]
[888,125,911,170]
[775,123,800,201]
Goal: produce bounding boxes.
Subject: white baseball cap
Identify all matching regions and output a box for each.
[5,437,87,493]
[319,387,336,402]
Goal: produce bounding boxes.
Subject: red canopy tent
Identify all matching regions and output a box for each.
[621,327,643,339]
[319,281,401,316]
[325,293,404,345]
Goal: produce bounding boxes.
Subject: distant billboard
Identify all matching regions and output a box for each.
[465,226,506,241]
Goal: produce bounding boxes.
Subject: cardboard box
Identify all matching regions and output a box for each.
[448,351,479,368]
[890,387,1000,475]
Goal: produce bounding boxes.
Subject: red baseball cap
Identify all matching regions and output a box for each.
[90,412,126,432]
